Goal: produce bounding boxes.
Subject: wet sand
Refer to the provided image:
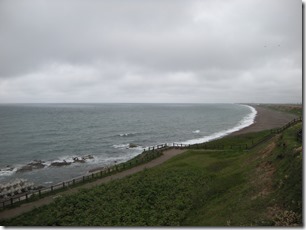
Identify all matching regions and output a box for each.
[231,105,298,136]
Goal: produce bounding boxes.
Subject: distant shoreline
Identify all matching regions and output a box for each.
[0,105,301,221]
[88,104,297,173]
[230,104,298,136]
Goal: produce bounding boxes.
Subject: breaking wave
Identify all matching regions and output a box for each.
[182,105,257,145]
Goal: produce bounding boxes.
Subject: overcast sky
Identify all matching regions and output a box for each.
[0,0,302,103]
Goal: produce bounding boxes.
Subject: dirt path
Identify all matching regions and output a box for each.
[0,148,185,221]
[1,104,297,221]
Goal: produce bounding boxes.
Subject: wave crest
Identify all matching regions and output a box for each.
[182,105,257,145]
[118,132,137,137]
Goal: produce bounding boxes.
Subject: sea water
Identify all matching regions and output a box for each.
[0,103,256,186]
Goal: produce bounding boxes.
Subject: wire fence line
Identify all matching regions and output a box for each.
[0,117,302,210]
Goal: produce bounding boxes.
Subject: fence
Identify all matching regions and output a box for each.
[0,149,164,209]
[246,117,303,150]
[0,117,302,210]
[270,117,302,134]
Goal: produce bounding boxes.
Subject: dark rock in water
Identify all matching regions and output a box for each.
[16,160,46,173]
[83,154,94,160]
[129,143,138,148]
[2,166,14,172]
[28,160,45,169]
[50,161,71,167]
[73,157,86,163]
[17,165,33,173]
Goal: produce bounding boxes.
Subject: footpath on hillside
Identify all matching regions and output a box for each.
[0,105,299,221]
[0,148,185,220]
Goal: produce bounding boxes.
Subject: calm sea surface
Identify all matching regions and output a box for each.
[0,103,256,186]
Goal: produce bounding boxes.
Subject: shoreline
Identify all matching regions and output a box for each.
[0,105,301,220]
[0,104,298,183]
[87,104,296,173]
[230,104,298,136]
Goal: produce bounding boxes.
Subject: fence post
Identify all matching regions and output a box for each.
[51,186,54,192]
[26,193,28,200]
[62,182,65,188]
[10,198,13,205]
[39,190,41,197]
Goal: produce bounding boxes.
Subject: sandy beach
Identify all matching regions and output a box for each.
[231,105,298,136]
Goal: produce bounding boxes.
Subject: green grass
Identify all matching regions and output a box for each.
[1,123,302,226]
[194,129,272,150]
[260,104,302,116]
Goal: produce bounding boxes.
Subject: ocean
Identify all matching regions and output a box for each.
[0,103,256,186]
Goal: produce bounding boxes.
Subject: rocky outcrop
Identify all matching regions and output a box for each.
[28,160,45,169]
[16,160,46,173]
[16,155,95,172]
[73,155,94,163]
[83,154,94,160]
[16,165,33,173]
[0,166,14,172]
[129,143,138,148]
[73,157,85,163]
[50,161,71,167]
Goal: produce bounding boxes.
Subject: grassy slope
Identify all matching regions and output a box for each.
[2,123,302,226]
[260,104,303,116]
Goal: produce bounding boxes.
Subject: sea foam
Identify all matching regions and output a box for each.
[118,132,137,137]
[181,104,257,145]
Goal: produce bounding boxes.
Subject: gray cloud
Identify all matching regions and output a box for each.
[0,0,302,103]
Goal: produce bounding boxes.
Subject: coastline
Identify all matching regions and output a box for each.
[0,104,297,182]
[0,104,301,220]
[230,104,298,136]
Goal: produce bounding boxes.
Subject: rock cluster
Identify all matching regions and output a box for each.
[16,155,95,171]
[17,160,46,173]
[50,155,94,167]
[50,160,71,167]
[129,143,138,148]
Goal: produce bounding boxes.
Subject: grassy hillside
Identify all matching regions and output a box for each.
[260,104,302,116]
[1,123,302,226]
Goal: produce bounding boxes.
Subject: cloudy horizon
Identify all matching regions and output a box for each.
[0,0,302,104]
